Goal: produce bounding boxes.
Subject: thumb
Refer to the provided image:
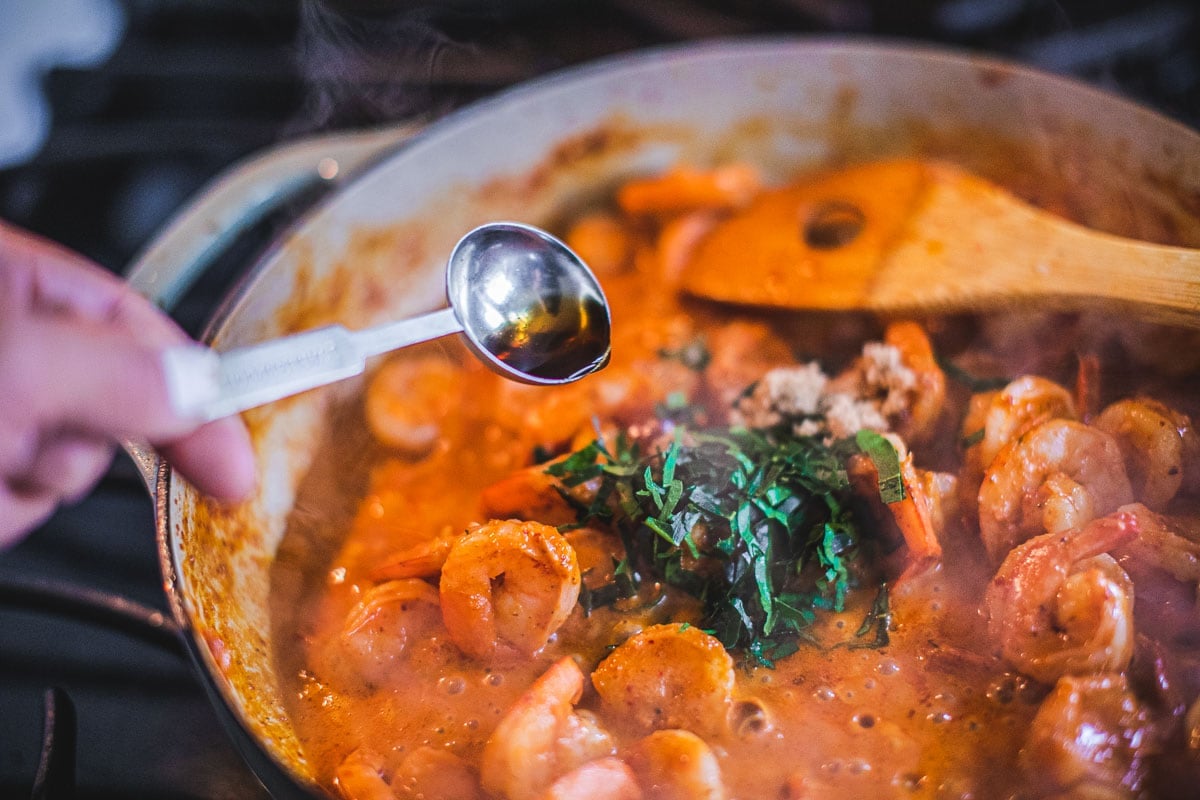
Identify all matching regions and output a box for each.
[9,314,206,441]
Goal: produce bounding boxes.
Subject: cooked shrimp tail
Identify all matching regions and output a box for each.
[1021,673,1157,797]
[986,511,1139,684]
[1094,397,1198,510]
[626,729,726,800]
[978,418,1132,563]
[334,749,395,800]
[481,657,618,800]
[591,623,736,736]
[439,519,581,662]
[541,757,644,800]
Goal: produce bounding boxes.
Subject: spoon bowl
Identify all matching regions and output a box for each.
[165,222,611,422]
[449,223,612,383]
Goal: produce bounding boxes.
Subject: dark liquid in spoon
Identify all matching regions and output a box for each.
[482,294,611,381]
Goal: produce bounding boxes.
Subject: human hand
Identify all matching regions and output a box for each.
[0,221,256,547]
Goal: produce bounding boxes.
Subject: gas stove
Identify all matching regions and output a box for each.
[1,1,1197,797]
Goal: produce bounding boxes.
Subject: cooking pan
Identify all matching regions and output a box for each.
[121,37,1200,798]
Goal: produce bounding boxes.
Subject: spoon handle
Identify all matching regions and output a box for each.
[174,307,463,422]
[352,307,462,359]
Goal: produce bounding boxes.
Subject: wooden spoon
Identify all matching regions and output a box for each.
[678,158,1200,327]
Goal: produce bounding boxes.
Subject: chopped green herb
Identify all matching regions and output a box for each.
[548,423,883,664]
[855,430,905,504]
[936,355,1009,392]
[961,428,985,449]
[845,583,891,650]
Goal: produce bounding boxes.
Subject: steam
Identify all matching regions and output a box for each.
[291,0,475,134]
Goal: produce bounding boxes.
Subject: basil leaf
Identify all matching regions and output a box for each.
[855,430,905,504]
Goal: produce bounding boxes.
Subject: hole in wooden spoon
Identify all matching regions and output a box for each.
[803,201,865,249]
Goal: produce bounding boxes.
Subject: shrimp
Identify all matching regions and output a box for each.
[321,579,441,688]
[370,533,459,581]
[491,381,597,452]
[364,353,462,456]
[965,375,1078,480]
[978,418,1133,563]
[703,320,797,416]
[1113,502,1200,584]
[334,748,394,800]
[564,212,635,277]
[985,512,1138,684]
[656,211,721,283]
[625,729,726,800]
[1110,503,1200,645]
[439,519,581,662]
[820,322,944,445]
[1094,397,1198,510]
[481,657,617,800]
[1020,673,1157,798]
[847,436,945,564]
[616,163,760,217]
[881,320,947,445]
[591,623,736,736]
[563,527,626,591]
[876,459,958,573]
[588,357,702,427]
[1074,350,1102,421]
[497,357,700,449]
[392,747,482,800]
[495,327,702,447]
[959,376,1077,528]
[479,459,598,529]
[1187,695,1200,752]
[541,758,644,800]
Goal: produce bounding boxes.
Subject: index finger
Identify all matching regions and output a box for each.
[0,221,183,345]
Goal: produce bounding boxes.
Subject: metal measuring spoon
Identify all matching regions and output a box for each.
[162,222,612,423]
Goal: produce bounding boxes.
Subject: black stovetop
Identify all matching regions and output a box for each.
[1,1,1197,797]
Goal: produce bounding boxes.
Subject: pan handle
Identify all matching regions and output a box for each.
[121,124,421,494]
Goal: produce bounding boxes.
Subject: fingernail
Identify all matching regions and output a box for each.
[161,345,221,422]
